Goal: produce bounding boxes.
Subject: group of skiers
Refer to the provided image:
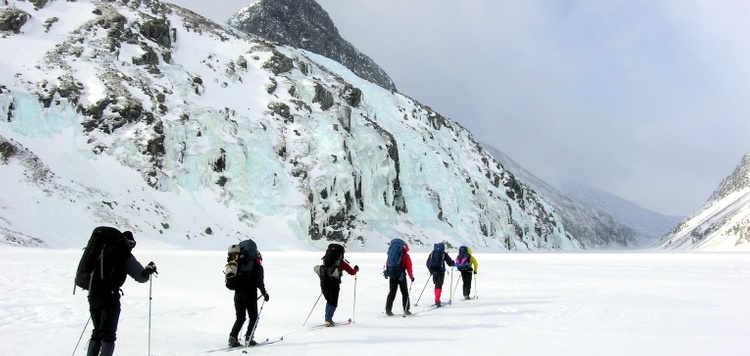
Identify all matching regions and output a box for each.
[384,240,479,315]
[75,226,479,355]
[225,239,479,348]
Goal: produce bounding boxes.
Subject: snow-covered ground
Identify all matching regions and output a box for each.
[2,248,748,356]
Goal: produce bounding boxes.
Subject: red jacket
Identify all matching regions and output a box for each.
[340,259,358,275]
[402,245,414,279]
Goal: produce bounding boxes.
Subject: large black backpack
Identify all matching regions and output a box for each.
[74,226,131,294]
[314,243,345,280]
[426,243,446,273]
[383,238,406,279]
[224,239,259,290]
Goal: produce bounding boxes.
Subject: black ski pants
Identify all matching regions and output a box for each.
[88,291,121,343]
[460,270,473,297]
[320,279,341,308]
[385,276,410,313]
[231,290,259,339]
[431,271,446,289]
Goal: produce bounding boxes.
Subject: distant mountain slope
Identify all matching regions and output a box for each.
[655,152,750,250]
[483,146,638,248]
[228,0,396,91]
[484,145,682,248]
[558,180,683,245]
[0,0,577,251]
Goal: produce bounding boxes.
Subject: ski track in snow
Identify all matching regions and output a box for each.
[1,248,749,356]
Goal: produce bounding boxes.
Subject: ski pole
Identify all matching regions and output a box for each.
[71,317,90,356]
[302,293,323,326]
[414,272,431,306]
[473,273,478,299]
[452,272,461,297]
[148,276,153,356]
[247,299,265,345]
[406,277,413,307]
[352,274,358,322]
[449,267,454,304]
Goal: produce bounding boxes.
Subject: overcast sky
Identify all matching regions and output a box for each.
[166,0,750,217]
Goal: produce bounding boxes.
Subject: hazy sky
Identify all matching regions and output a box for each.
[167,0,750,216]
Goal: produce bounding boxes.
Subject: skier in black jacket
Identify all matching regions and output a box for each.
[87,231,157,356]
[228,253,269,347]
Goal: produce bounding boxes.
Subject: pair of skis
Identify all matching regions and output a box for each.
[308,318,353,330]
[206,337,283,353]
[207,318,353,353]
[410,301,452,315]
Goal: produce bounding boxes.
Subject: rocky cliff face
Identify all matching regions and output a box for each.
[655,152,750,250]
[0,0,576,250]
[227,0,396,92]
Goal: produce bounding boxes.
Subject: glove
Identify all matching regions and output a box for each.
[473,271,477,275]
[263,293,270,302]
[145,261,158,275]
[354,265,360,272]
[410,276,415,282]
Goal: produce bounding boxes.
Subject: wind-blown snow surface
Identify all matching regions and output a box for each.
[2,247,749,356]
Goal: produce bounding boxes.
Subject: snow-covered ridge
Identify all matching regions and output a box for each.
[0,0,577,251]
[655,152,750,250]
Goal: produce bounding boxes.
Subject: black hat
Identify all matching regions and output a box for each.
[123,231,136,248]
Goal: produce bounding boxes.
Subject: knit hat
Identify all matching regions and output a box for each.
[123,231,136,248]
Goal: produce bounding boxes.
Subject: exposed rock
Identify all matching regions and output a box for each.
[29,0,48,10]
[139,17,171,47]
[229,0,396,91]
[0,7,30,33]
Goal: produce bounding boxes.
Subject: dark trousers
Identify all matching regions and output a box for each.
[230,290,258,339]
[431,271,446,289]
[385,277,410,313]
[320,279,341,307]
[460,270,473,297]
[88,292,121,343]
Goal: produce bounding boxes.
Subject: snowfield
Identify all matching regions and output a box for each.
[1,248,748,356]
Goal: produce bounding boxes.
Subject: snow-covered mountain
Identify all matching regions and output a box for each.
[655,152,750,250]
[0,0,579,251]
[227,0,396,91]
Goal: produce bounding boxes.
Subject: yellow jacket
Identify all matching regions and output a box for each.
[467,247,479,273]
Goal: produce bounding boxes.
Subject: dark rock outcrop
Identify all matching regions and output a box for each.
[228,0,396,91]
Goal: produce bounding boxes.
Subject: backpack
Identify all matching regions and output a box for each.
[314,243,345,280]
[455,246,472,272]
[426,243,445,272]
[74,226,132,294]
[383,238,406,279]
[224,239,259,290]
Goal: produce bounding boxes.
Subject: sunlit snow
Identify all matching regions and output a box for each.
[1,248,748,355]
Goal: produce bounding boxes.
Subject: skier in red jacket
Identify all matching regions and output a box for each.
[385,243,414,316]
